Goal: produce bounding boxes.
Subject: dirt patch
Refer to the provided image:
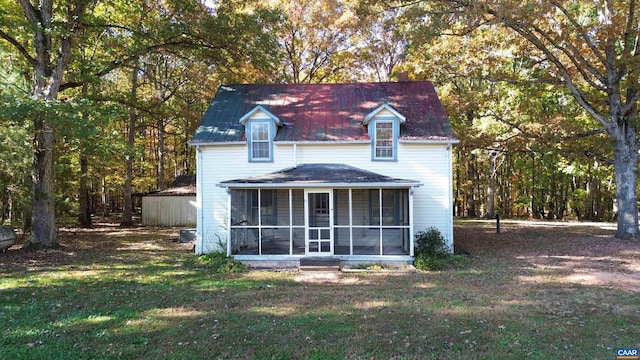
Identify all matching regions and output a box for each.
[0,223,189,274]
[456,220,640,293]
[294,271,374,284]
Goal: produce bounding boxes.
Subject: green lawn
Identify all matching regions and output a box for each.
[1,221,639,359]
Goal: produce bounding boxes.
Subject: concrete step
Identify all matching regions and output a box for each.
[299,257,342,271]
[298,265,341,272]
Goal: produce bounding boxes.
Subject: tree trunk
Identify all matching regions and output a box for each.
[121,61,139,227]
[466,154,476,217]
[486,150,498,219]
[157,117,165,190]
[78,78,91,227]
[78,153,92,227]
[529,151,535,218]
[613,135,639,239]
[102,177,109,217]
[25,111,58,249]
[183,119,191,174]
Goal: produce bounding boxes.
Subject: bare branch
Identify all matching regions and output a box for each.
[622,89,640,116]
[0,28,36,64]
[584,150,614,164]
[550,1,606,65]
[16,0,39,24]
[528,23,607,91]
[504,23,611,130]
[58,39,197,92]
[623,0,637,55]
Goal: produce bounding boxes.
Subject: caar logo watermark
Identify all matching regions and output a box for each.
[617,348,639,359]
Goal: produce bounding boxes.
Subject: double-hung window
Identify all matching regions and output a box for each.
[374,120,394,160]
[250,121,271,161]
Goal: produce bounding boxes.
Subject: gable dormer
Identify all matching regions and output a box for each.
[362,104,406,161]
[239,106,282,162]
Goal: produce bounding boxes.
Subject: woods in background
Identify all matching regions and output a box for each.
[0,0,636,244]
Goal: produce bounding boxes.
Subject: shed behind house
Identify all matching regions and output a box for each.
[142,175,197,226]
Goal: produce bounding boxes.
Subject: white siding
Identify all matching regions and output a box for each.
[195,141,454,254]
[142,196,197,226]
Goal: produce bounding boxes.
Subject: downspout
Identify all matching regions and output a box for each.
[409,186,414,257]
[293,143,297,167]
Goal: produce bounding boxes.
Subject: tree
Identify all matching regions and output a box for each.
[270,0,362,83]
[357,5,411,81]
[120,60,139,227]
[396,0,639,239]
[1,0,282,243]
[0,0,93,248]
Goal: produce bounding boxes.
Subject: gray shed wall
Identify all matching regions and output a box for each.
[142,195,197,226]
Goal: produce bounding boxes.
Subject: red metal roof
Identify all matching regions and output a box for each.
[191,82,457,144]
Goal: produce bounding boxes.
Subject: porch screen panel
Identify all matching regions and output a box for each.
[275,189,290,226]
[291,189,305,254]
[334,190,351,255]
[260,228,289,255]
[352,228,380,255]
[230,227,259,255]
[292,229,305,255]
[334,228,351,255]
[401,228,411,254]
[246,190,259,226]
[259,190,277,225]
[382,228,409,255]
[292,190,305,226]
[399,190,409,226]
[230,190,249,226]
[333,190,350,225]
[230,190,260,255]
[352,189,371,226]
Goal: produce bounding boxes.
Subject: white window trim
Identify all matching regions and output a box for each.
[248,120,273,162]
[373,119,396,161]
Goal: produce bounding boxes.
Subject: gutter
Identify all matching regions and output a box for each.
[216,182,424,189]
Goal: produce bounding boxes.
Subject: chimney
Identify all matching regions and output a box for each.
[398,71,409,82]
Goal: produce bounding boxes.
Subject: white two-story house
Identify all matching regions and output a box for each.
[190,81,458,266]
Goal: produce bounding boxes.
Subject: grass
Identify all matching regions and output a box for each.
[1,220,639,359]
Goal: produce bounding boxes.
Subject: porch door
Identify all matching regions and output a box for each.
[305,190,333,256]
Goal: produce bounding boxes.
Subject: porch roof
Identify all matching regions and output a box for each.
[218,163,422,188]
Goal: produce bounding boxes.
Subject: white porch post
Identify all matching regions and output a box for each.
[378,188,383,256]
[226,189,231,256]
[289,188,293,255]
[409,187,415,257]
[348,189,353,256]
[258,189,262,255]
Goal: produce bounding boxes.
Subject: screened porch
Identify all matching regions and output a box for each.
[227,188,414,257]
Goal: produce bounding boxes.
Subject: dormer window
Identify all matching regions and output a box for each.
[239,105,282,163]
[374,121,394,159]
[363,104,405,162]
[250,121,271,160]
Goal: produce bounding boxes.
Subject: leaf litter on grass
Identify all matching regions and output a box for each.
[1,219,639,359]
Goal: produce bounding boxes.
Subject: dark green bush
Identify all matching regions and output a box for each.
[217,258,247,273]
[414,253,445,271]
[196,251,246,273]
[414,227,469,271]
[415,227,449,257]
